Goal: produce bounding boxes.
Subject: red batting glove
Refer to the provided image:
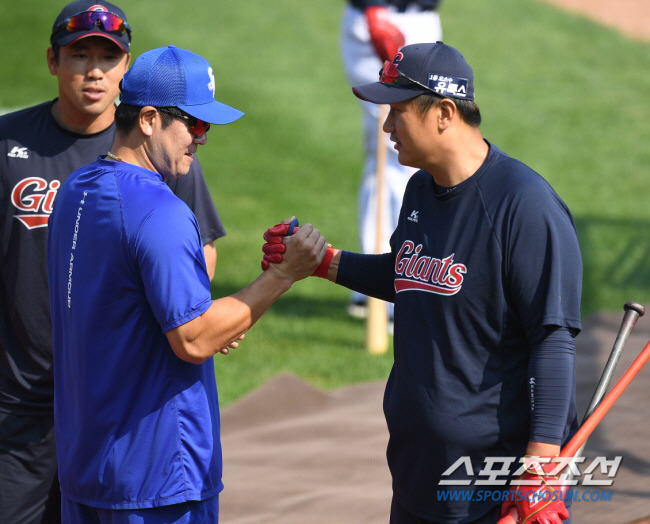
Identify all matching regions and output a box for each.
[261,221,334,278]
[261,221,298,271]
[501,457,569,524]
[261,242,285,270]
[365,7,405,62]
[263,222,295,243]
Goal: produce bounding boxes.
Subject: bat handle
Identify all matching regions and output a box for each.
[563,339,650,458]
[582,301,645,423]
[287,218,299,236]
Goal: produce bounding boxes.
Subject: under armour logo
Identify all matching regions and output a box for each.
[8,146,28,159]
[407,210,419,223]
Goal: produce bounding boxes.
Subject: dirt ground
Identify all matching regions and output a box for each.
[220,311,650,523]
[539,0,650,42]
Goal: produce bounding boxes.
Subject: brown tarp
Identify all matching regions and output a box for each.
[220,311,650,523]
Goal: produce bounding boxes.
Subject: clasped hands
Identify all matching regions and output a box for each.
[261,218,333,279]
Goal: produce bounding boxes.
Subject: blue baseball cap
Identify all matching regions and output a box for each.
[120,46,244,125]
[353,42,474,104]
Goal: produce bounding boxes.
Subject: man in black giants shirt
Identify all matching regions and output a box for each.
[0,2,226,522]
[265,42,582,524]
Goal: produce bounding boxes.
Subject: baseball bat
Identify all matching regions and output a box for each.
[576,302,645,444]
[499,337,650,524]
[561,302,644,488]
[366,104,389,354]
[499,302,645,523]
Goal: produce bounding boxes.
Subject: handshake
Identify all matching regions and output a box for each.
[260,218,335,280]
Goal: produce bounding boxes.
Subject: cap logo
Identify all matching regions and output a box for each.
[427,74,468,98]
[207,66,215,97]
[88,5,109,11]
[394,51,404,63]
[380,62,399,85]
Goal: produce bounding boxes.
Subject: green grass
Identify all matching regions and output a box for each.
[3,0,649,405]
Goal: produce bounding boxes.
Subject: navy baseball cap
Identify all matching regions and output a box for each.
[120,46,244,125]
[353,42,474,104]
[50,1,131,52]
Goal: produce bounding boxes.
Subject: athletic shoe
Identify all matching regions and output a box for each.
[346,300,368,319]
[347,300,394,335]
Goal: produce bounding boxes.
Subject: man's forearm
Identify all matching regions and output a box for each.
[335,251,395,302]
[166,269,294,364]
[527,327,576,446]
[167,224,327,363]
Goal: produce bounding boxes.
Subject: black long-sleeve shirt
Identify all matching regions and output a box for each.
[348,0,441,12]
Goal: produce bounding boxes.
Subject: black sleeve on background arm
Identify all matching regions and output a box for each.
[336,251,395,302]
[348,0,441,9]
[528,326,576,445]
[349,0,388,9]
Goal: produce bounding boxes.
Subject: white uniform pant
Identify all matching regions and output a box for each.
[340,5,442,305]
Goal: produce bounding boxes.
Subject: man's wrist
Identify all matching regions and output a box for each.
[312,246,335,279]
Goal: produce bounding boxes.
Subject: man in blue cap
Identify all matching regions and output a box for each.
[47,46,328,523]
[0,3,227,523]
[264,42,581,523]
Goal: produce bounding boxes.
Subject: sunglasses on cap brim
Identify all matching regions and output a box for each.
[52,11,131,36]
[379,61,442,97]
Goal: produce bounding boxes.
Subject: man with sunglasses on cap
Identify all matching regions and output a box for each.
[263,42,581,523]
[0,2,227,523]
[47,46,327,523]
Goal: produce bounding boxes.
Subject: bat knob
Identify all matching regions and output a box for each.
[624,301,645,317]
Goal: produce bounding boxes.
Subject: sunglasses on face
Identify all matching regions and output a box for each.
[53,11,131,35]
[379,61,442,97]
[157,108,211,137]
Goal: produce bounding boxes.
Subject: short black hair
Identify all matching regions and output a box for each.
[114,103,141,135]
[114,103,184,135]
[414,93,482,128]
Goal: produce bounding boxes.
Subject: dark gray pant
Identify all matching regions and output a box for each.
[0,412,60,524]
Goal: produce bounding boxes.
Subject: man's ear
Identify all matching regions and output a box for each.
[139,107,158,137]
[47,48,58,75]
[438,98,457,129]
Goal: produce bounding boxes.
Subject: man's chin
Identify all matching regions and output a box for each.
[164,163,193,180]
[79,99,116,117]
